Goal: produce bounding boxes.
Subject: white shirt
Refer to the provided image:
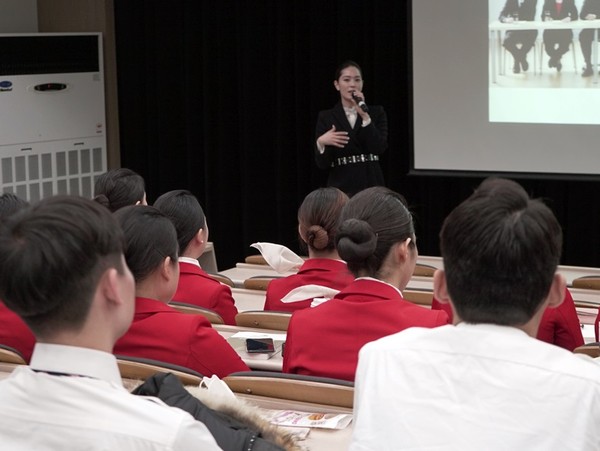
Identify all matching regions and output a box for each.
[179,256,201,268]
[350,323,600,451]
[0,343,222,450]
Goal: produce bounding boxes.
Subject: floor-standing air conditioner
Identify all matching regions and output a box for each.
[0,33,106,202]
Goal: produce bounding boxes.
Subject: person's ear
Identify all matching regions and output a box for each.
[334,80,340,91]
[395,238,412,263]
[195,228,205,245]
[161,256,176,281]
[100,268,125,307]
[433,269,450,305]
[546,273,566,309]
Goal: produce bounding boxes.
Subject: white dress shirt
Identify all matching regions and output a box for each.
[0,343,222,450]
[350,323,600,451]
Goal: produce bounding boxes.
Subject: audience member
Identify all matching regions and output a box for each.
[154,190,238,324]
[0,193,35,362]
[93,167,147,212]
[350,178,600,450]
[431,287,584,351]
[282,187,449,381]
[0,196,221,449]
[263,187,354,312]
[113,205,249,377]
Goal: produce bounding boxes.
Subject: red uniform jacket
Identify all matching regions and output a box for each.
[263,259,355,312]
[172,262,239,325]
[0,301,35,362]
[282,278,449,381]
[431,288,584,351]
[114,297,249,377]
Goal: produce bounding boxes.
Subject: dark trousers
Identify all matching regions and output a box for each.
[503,30,538,62]
[543,29,573,59]
[580,28,600,66]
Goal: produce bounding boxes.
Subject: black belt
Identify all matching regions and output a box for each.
[331,154,379,168]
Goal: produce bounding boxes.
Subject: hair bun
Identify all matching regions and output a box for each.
[307,225,329,250]
[93,194,110,209]
[336,218,377,263]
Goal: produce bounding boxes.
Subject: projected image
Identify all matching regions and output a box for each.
[489,0,600,124]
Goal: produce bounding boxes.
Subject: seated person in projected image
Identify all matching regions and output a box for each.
[349,178,600,451]
[93,167,147,212]
[154,190,239,325]
[579,0,600,77]
[0,193,36,363]
[263,187,355,312]
[282,187,449,382]
[541,0,578,72]
[113,205,249,377]
[0,196,221,450]
[431,286,584,351]
[499,0,538,74]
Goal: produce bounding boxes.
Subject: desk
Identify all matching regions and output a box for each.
[215,324,284,371]
[219,263,297,288]
[489,19,600,83]
[231,287,266,311]
[237,393,352,450]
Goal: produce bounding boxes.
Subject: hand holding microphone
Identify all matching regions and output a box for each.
[351,91,369,113]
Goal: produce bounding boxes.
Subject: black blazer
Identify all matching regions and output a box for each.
[314,101,388,197]
[499,0,538,21]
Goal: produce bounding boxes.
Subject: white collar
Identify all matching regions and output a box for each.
[179,256,201,268]
[30,343,122,385]
[355,276,404,297]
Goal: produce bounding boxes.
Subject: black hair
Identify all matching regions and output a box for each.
[113,205,178,282]
[93,168,146,212]
[334,60,363,80]
[298,187,349,252]
[153,190,206,255]
[0,195,126,336]
[336,186,415,277]
[440,177,562,325]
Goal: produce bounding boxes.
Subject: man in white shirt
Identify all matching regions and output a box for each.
[350,178,600,451]
[0,195,221,450]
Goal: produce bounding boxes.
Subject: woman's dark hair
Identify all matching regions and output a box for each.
[336,186,415,277]
[0,193,29,221]
[93,168,146,212]
[298,187,349,252]
[113,205,178,283]
[334,60,363,80]
[154,190,206,255]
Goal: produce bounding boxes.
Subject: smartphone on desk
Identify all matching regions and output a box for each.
[246,338,275,353]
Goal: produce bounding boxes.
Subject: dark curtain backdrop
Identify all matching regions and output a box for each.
[114,1,600,271]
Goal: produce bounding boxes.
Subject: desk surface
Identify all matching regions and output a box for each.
[215,324,284,372]
[489,18,600,31]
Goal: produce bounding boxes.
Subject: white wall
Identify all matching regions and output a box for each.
[0,0,37,32]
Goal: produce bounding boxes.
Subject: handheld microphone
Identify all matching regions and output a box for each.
[351,92,369,112]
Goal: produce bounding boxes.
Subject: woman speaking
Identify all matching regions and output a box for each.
[314,60,388,197]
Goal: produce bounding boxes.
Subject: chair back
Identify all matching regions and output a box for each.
[403,289,434,306]
[413,263,437,277]
[207,272,235,288]
[169,302,225,324]
[245,255,269,265]
[573,343,600,359]
[116,355,203,386]
[235,310,292,331]
[224,370,354,408]
[0,344,26,365]
[572,276,600,290]
[243,276,280,291]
